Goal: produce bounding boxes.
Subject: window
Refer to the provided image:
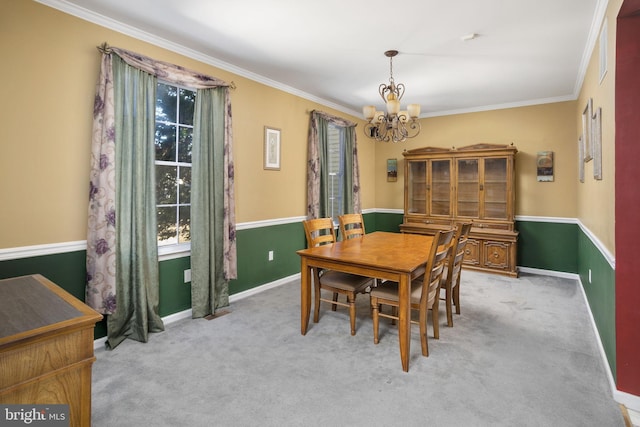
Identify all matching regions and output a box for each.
[327,123,345,221]
[155,82,196,246]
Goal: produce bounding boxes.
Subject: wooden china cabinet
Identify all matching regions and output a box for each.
[400,143,518,277]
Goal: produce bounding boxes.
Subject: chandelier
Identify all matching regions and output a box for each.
[363,50,421,143]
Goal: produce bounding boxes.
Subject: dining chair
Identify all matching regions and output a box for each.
[338,213,366,241]
[440,222,472,327]
[338,213,380,290]
[370,229,455,357]
[302,218,374,336]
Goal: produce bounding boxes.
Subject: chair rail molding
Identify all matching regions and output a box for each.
[0,213,613,270]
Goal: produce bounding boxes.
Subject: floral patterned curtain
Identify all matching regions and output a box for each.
[86,44,237,341]
[307,110,361,219]
[86,52,117,314]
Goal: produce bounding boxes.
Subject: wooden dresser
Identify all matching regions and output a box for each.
[0,275,103,427]
[400,143,519,277]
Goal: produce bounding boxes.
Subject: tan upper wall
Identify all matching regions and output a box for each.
[373,101,579,219]
[574,0,620,255]
[0,1,373,248]
[0,1,615,254]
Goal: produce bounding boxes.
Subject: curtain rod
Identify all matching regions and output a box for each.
[96,42,236,90]
[96,42,111,54]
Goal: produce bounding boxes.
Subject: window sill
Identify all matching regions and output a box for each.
[158,243,191,261]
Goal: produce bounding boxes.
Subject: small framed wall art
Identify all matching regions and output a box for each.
[536,151,554,182]
[387,159,398,182]
[582,98,593,161]
[592,107,602,180]
[264,126,281,170]
[578,135,585,183]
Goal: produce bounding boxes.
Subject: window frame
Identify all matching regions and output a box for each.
[154,81,196,256]
[326,123,346,224]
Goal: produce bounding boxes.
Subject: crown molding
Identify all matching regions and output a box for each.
[34,0,361,118]
[35,0,604,120]
[573,0,610,97]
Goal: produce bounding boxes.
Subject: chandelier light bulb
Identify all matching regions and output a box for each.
[386,99,400,115]
[363,105,376,120]
[407,104,421,119]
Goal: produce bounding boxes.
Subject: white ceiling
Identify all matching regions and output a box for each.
[44,0,605,117]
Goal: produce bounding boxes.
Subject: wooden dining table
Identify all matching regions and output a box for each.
[297,231,434,372]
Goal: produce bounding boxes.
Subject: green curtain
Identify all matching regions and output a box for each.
[342,125,356,214]
[308,111,359,219]
[190,87,230,317]
[108,54,165,349]
[317,115,331,218]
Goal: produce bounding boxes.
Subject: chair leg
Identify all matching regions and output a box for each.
[390,306,397,325]
[453,284,461,314]
[419,303,429,357]
[313,282,321,323]
[331,292,339,311]
[348,294,356,336]
[432,299,440,340]
[446,286,453,327]
[371,297,380,344]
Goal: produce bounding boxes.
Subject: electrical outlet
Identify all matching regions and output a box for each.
[184,269,191,283]
[588,269,592,284]
[268,250,274,261]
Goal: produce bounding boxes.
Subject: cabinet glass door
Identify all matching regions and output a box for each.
[457,159,479,217]
[483,157,508,219]
[408,161,427,214]
[430,159,451,216]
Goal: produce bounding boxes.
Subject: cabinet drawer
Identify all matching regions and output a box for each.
[472,221,512,231]
[462,239,480,266]
[404,216,451,226]
[482,241,511,270]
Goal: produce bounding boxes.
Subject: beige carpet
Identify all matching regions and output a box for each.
[92,270,624,426]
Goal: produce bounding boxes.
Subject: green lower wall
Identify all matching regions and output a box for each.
[516,221,579,272]
[230,221,306,294]
[365,211,403,233]
[0,214,616,379]
[0,250,108,339]
[577,231,616,379]
[158,257,192,317]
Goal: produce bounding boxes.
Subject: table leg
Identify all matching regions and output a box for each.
[398,273,411,372]
[300,258,311,335]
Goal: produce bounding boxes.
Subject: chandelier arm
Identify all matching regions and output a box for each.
[398,123,409,139]
[379,118,390,142]
[405,120,421,139]
[378,83,389,103]
[395,83,405,101]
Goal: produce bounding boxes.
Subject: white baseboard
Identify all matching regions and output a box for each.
[228,273,300,302]
[518,266,579,280]
[93,273,300,351]
[573,276,640,412]
[616,389,640,414]
[93,308,193,351]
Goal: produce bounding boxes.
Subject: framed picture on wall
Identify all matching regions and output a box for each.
[264,126,281,170]
[593,107,602,180]
[536,151,554,182]
[578,135,585,183]
[582,98,593,162]
[387,159,398,182]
